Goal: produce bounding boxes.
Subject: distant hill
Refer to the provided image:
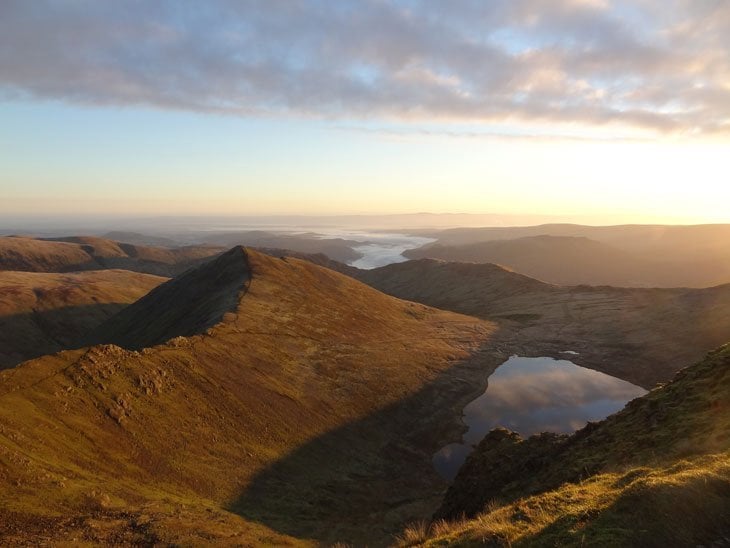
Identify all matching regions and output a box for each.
[0,248,496,545]
[254,246,360,277]
[420,223,730,249]
[102,231,178,247]
[408,224,730,287]
[0,269,165,369]
[359,259,730,387]
[413,345,730,546]
[404,235,650,286]
[201,230,363,263]
[0,236,224,276]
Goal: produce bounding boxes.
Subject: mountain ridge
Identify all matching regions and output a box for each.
[359,259,730,387]
[0,235,224,276]
[405,224,730,288]
[404,235,645,286]
[89,246,251,350]
[0,248,498,545]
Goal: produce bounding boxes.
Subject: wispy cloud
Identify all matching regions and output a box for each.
[1,0,728,134]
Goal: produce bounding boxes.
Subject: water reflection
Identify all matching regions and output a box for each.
[346,233,436,269]
[433,356,647,480]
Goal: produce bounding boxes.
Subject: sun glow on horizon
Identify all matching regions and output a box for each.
[1,1,729,225]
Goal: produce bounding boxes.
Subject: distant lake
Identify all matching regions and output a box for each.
[433,356,647,481]
[177,224,434,269]
[300,229,434,269]
[346,233,435,269]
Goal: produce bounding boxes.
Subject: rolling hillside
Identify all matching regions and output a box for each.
[0,269,165,369]
[0,248,498,545]
[0,236,224,276]
[359,259,730,387]
[408,224,730,287]
[403,235,648,286]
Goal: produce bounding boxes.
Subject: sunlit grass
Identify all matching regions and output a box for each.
[398,453,730,547]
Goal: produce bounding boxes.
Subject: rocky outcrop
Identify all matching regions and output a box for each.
[435,429,566,520]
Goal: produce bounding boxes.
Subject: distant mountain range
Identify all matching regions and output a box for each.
[0,235,223,276]
[405,224,730,287]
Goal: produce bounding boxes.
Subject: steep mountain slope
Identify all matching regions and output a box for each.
[359,260,730,387]
[404,235,647,286]
[89,247,251,349]
[0,248,497,545]
[0,269,166,369]
[0,236,224,276]
[409,224,730,288]
[407,345,730,547]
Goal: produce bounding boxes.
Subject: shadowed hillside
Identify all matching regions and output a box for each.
[0,270,165,369]
[90,247,251,350]
[359,260,730,387]
[0,236,224,276]
[403,345,730,547]
[0,248,498,545]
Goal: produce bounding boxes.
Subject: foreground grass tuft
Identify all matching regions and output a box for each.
[399,454,730,547]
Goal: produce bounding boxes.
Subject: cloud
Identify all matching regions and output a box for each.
[1,0,728,134]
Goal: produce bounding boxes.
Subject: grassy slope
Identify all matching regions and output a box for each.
[360,259,730,387]
[89,247,251,349]
[0,269,166,369]
[0,249,497,545]
[0,237,93,272]
[0,235,223,276]
[400,345,730,547]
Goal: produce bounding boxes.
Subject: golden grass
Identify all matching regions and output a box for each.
[400,453,730,547]
[0,250,498,545]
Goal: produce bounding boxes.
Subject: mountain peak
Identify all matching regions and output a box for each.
[90,246,251,349]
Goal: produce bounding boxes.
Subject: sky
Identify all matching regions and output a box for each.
[1,0,729,224]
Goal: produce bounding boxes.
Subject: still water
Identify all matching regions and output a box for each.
[433,356,647,480]
[347,232,435,269]
[300,228,434,269]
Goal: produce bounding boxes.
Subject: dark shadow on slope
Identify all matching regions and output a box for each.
[89,247,251,350]
[89,252,226,277]
[357,260,730,388]
[228,343,503,547]
[0,303,130,369]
